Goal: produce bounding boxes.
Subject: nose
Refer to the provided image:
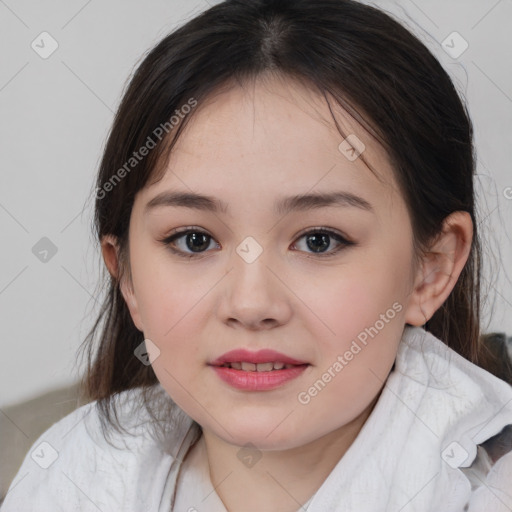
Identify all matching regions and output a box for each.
[217,246,293,331]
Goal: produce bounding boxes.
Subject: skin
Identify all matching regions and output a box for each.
[102,73,473,511]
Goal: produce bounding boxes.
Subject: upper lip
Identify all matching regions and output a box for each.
[210,349,308,366]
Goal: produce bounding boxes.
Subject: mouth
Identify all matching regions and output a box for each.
[216,361,301,371]
[209,349,310,391]
[210,348,308,367]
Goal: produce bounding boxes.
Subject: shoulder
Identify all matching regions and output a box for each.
[1,396,112,510]
[1,385,195,511]
[397,326,512,403]
[396,327,512,430]
[395,327,512,452]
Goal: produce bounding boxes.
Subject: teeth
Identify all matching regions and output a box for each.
[226,361,295,371]
[256,362,274,372]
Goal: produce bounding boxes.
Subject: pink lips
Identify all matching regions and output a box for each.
[209,348,309,391]
[210,348,307,366]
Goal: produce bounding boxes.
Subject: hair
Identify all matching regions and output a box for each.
[77,0,512,439]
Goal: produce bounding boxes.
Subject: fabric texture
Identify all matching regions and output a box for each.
[2,326,512,511]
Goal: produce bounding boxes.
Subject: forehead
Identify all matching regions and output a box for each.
[139,74,399,214]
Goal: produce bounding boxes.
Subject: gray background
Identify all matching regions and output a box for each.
[1,0,511,408]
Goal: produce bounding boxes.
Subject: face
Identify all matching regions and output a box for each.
[119,74,419,450]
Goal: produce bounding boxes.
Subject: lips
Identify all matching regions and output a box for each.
[209,349,309,390]
[209,348,308,367]
[221,361,296,371]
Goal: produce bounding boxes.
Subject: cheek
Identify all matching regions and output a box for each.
[297,254,410,339]
[291,249,410,392]
[295,274,405,427]
[131,249,212,338]
[141,274,210,416]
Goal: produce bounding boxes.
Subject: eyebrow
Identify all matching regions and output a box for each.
[144,190,374,216]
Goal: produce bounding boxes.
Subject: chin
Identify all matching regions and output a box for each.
[206,412,313,451]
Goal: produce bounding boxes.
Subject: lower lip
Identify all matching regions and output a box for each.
[210,364,309,391]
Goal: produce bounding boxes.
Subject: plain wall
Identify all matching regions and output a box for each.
[1,0,511,408]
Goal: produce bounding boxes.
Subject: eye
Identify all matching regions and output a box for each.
[158,226,354,259]
[158,227,219,259]
[291,228,354,257]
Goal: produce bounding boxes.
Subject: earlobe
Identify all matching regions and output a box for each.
[404,211,473,326]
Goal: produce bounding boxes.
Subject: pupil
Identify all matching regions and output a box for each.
[307,233,329,253]
[186,232,210,252]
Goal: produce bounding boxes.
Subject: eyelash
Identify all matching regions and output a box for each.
[158,226,355,259]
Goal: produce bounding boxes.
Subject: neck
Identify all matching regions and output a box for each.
[202,393,380,512]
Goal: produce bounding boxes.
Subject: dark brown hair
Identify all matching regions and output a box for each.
[78,0,511,437]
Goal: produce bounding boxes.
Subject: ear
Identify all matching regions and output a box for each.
[101,234,144,332]
[404,211,473,326]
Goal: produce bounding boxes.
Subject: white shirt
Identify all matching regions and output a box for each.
[2,326,512,511]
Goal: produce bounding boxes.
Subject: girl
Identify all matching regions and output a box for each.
[3,0,512,510]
